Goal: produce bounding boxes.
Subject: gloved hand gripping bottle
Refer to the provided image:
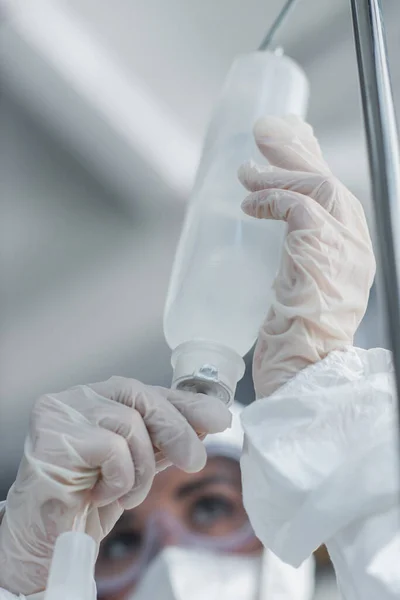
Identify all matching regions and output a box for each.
[164,51,308,404]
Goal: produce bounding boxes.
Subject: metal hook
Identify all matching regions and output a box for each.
[258,0,299,51]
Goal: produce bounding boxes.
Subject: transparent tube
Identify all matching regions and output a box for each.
[164,51,309,403]
[44,532,97,600]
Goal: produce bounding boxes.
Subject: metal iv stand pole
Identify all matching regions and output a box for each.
[258,0,400,429]
[350,0,400,432]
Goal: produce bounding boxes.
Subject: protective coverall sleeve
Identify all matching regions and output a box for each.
[240,346,400,599]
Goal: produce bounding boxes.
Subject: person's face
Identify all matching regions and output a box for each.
[96,456,262,600]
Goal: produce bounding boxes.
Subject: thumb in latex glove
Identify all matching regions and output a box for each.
[0,377,231,596]
[239,115,376,398]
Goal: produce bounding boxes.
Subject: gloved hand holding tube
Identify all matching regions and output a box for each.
[238,115,376,397]
[0,378,231,597]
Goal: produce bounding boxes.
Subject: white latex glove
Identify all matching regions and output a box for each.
[239,115,376,398]
[0,377,231,596]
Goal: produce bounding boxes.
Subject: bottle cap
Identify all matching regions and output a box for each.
[171,341,245,405]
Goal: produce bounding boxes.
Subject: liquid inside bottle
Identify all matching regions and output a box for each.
[164,52,309,403]
[164,136,286,356]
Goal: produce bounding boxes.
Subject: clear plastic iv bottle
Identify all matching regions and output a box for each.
[164,51,309,404]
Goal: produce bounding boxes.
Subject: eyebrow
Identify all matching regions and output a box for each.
[175,475,237,499]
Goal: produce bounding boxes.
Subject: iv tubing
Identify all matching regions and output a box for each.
[258,0,300,51]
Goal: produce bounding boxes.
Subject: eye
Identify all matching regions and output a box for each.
[99,531,143,562]
[189,495,234,529]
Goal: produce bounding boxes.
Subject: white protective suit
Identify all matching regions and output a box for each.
[0,116,399,599]
[241,346,400,600]
[237,115,399,599]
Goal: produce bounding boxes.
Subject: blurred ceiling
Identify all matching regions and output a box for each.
[0,0,398,490]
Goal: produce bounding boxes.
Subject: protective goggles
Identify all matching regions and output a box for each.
[95,509,256,596]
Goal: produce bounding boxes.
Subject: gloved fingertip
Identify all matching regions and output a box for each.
[284,114,316,139]
[238,158,257,180]
[237,160,256,184]
[156,457,173,473]
[237,163,247,186]
[193,394,232,432]
[241,195,256,217]
[253,115,287,144]
[119,479,154,510]
[183,444,208,473]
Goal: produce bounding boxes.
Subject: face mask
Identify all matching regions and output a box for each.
[130,546,261,600]
[129,546,315,600]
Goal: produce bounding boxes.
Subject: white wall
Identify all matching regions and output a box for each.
[0,94,185,490]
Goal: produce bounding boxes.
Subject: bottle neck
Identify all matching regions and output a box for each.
[171,341,245,405]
